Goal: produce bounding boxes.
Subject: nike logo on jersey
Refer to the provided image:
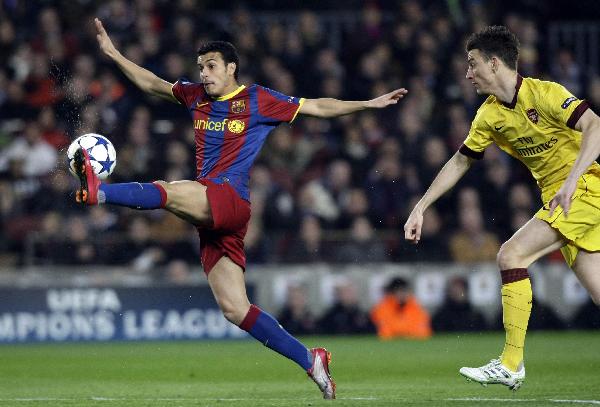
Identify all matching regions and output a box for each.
[196,102,210,108]
[494,125,504,131]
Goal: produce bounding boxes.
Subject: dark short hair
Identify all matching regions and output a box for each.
[385,277,409,293]
[197,41,240,80]
[466,25,520,70]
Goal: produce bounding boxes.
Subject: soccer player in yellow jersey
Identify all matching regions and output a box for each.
[405,25,600,390]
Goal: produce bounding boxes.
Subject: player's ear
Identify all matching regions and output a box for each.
[227,62,237,77]
[491,57,499,73]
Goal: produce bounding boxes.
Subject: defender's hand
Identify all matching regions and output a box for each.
[367,88,408,109]
[404,208,424,244]
[95,18,119,59]
[548,179,577,218]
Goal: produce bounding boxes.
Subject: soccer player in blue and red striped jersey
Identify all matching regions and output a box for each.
[73,18,407,399]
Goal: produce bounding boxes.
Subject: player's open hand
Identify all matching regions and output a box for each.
[404,207,424,244]
[95,18,118,59]
[548,179,577,218]
[368,88,408,108]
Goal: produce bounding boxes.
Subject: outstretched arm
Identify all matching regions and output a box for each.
[549,109,600,217]
[299,88,408,118]
[95,18,177,102]
[404,151,473,244]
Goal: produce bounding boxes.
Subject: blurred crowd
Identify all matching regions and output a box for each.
[278,276,600,336]
[1,0,599,270]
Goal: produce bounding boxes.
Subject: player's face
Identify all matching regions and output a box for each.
[466,49,495,95]
[197,52,236,97]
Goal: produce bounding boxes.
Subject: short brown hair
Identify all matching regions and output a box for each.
[466,26,520,70]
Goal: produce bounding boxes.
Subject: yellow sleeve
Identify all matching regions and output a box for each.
[538,81,590,129]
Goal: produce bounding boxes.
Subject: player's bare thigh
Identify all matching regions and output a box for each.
[571,250,600,305]
[497,217,566,269]
[207,256,251,325]
[154,180,213,227]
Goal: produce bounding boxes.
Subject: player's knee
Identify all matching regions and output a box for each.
[497,242,519,269]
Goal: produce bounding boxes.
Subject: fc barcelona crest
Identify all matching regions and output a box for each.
[526,108,539,124]
[231,100,246,114]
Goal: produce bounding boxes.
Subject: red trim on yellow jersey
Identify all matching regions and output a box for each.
[459,143,484,160]
[566,100,590,129]
[501,75,523,109]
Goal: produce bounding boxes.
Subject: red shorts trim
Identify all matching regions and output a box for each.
[197,179,251,274]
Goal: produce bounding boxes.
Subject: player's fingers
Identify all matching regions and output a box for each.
[404,224,420,243]
[562,200,570,218]
[548,198,557,217]
[95,18,106,34]
[404,225,414,240]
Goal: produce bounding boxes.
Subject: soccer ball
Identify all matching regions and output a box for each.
[67,133,117,180]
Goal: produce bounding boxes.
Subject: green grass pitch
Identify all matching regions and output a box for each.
[0,331,598,406]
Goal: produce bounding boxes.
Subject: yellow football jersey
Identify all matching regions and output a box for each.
[462,75,597,191]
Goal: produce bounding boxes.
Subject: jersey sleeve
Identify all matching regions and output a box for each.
[461,105,494,159]
[171,79,207,108]
[539,81,590,129]
[256,85,304,124]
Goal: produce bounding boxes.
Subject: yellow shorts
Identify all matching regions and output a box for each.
[535,170,600,267]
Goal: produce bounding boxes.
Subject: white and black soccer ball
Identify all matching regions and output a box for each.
[67,133,117,180]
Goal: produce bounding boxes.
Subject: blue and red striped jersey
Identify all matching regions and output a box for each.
[171,80,304,201]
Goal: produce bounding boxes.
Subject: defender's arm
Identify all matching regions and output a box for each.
[404,151,474,243]
[549,109,600,216]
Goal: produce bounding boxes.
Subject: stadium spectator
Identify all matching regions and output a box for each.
[112,215,166,269]
[163,259,194,285]
[337,187,370,229]
[448,205,501,264]
[244,216,270,264]
[571,299,600,330]
[318,280,375,335]
[370,277,432,340]
[284,215,327,263]
[366,155,410,229]
[38,107,69,149]
[58,215,100,265]
[432,277,487,332]
[399,201,450,262]
[332,216,388,263]
[277,283,318,335]
[551,49,583,96]
[0,122,57,177]
[587,76,600,112]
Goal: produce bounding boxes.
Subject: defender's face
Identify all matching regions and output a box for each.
[197,52,235,97]
[466,49,495,95]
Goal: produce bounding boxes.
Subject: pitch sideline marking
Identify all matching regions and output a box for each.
[0,396,381,402]
[447,398,600,405]
[2,397,598,404]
